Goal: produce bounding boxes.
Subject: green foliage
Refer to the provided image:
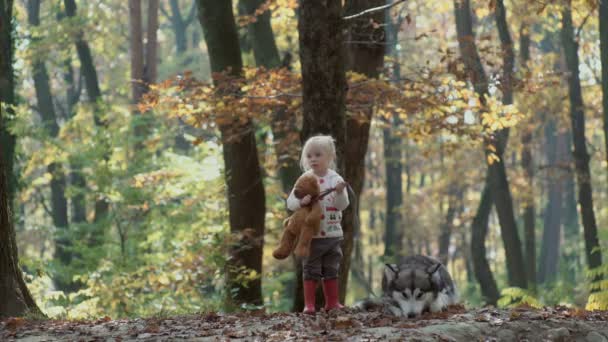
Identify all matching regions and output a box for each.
[498,287,543,309]
[586,262,608,311]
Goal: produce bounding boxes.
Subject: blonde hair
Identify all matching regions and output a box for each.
[300,135,337,171]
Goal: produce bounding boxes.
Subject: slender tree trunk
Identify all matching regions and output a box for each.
[64,0,109,224]
[197,0,266,309]
[0,0,42,317]
[560,2,603,277]
[454,0,527,289]
[27,0,72,288]
[164,0,195,54]
[600,0,608,175]
[129,0,145,104]
[471,180,500,305]
[382,4,403,260]
[538,120,564,284]
[439,185,462,266]
[519,22,536,290]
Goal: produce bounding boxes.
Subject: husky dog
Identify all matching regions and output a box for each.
[357,255,458,318]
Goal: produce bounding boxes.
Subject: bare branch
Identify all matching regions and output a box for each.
[159,2,171,20]
[185,1,197,26]
[343,0,407,21]
[575,11,592,38]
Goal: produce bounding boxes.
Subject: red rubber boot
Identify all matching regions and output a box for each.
[322,278,344,310]
[303,280,318,314]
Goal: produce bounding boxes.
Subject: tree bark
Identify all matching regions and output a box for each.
[454,0,527,289]
[519,22,536,290]
[560,2,603,278]
[0,0,42,318]
[382,4,403,259]
[298,0,348,303]
[538,120,565,284]
[162,0,195,54]
[601,0,608,176]
[341,0,386,303]
[63,0,109,224]
[27,0,72,286]
[0,0,16,203]
[471,178,500,305]
[129,0,145,104]
[197,0,266,309]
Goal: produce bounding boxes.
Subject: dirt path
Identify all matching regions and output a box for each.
[2,306,607,341]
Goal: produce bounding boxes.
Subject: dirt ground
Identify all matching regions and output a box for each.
[2,306,608,341]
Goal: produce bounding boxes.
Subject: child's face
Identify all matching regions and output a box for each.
[306,146,330,175]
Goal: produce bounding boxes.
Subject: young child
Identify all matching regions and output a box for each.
[286,135,349,313]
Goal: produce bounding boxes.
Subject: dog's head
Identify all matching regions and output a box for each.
[382,262,443,318]
[293,174,320,199]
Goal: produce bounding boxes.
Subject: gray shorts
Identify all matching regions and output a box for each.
[302,237,343,281]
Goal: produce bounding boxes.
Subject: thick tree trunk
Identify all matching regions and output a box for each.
[64,0,109,224]
[538,120,565,284]
[197,0,266,309]
[0,0,16,203]
[240,0,301,311]
[298,0,349,303]
[601,0,608,175]
[27,0,71,287]
[0,0,42,318]
[560,3,603,277]
[454,0,527,289]
[519,22,536,290]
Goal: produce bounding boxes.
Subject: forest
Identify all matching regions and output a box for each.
[1,0,608,339]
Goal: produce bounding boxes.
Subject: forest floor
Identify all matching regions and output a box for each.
[2,306,608,341]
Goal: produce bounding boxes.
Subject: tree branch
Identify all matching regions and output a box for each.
[575,12,591,38]
[159,2,171,20]
[343,0,407,21]
[185,1,197,26]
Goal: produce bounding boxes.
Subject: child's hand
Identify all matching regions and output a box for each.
[335,182,347,193]
[300,195,312,206]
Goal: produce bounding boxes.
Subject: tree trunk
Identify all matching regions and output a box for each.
[0,0,17,203]
[538,120,564,284]
[240,0,302,311]
[197,0,266,309]
[382,4,403,259]
[454,0,527,289]
[129,0,145,104]
[144,0,159,86]
[600,0,608,176]
[439,184,462,266]
[165,0,195,54]
[0,0,42,318]
[27,0,72,287]
[519,22,536,290]
[560,2,603,277]
[341,0,386,303]
[298,0,348,303]
[471,180,500,305]
[63,0,109,224]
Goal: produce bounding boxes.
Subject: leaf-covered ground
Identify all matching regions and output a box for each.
[2,306,608,341]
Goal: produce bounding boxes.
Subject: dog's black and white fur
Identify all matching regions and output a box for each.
[357,255,458,318]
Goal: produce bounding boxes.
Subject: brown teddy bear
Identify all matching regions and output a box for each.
[273,174,322,259]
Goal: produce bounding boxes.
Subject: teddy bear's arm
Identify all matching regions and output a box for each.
[286,188,301,211]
